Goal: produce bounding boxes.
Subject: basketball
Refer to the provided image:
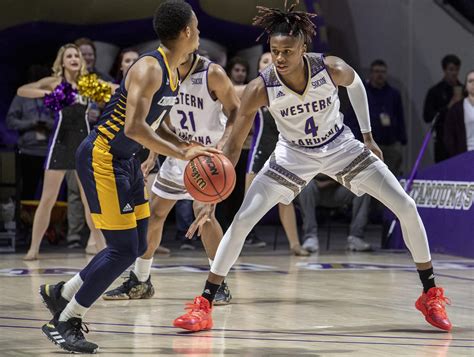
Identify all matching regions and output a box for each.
[184,154,236,203]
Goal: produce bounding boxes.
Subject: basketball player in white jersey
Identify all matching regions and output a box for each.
[103,52,239,305]
[174,3,452,332]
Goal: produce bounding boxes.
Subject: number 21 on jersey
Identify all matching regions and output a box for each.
[178,110,196,131]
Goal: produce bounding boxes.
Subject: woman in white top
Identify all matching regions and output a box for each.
[444,70,474,157]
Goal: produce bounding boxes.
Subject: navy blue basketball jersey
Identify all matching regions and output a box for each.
[95,48,179,158]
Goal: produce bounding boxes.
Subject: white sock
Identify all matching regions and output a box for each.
[61,274,83,301]
[133,257,153,282]
[59,297,89,321]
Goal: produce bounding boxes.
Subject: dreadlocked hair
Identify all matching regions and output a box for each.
[253,0,317,44]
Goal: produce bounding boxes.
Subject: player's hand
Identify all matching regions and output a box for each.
[141,158,156,180]
[362,133,384,161]
[185,204,216,238]
[183,143,222,161]
[365,140,384,161]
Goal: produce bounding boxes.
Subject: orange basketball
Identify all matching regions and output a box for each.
[184,154,236,203]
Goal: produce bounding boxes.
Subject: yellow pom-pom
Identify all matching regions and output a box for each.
[78,74,112,104]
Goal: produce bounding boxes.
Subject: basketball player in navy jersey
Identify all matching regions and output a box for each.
[174,2,452,333]
[38,1,219,353]
[102,51,239,304]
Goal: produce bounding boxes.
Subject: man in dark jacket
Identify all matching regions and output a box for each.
[345,60,407,176]
[6,95,54,199]
[423,55,463,162]
[365,60,407,176]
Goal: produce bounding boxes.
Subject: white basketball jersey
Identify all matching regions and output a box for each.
[169,55,226,147]
[259,53,345,150]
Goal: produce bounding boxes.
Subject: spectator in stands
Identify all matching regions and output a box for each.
[299,175,372,252]
[74,37,113,81]
[444,70,474,158]
[112,48,139,83]
[6,65,55,200]
[227,56,249,85]
[365,59,406,176]
[423,55,463,162]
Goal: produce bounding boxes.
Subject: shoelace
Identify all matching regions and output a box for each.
[70,320,90,340]
[118,277,135,291]
[184,301,209,317]
[427,291,451,317]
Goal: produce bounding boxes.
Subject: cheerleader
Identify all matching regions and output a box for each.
[18,44,106,260]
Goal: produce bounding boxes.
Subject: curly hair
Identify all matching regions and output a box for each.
[252,0,317,44]
[52,43,88,78]
[153,0,193,43]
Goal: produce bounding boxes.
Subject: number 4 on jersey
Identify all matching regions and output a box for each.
[305,116,318,137]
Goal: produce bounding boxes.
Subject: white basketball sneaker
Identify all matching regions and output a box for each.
[302,237,319,252]
[347,236,372,252]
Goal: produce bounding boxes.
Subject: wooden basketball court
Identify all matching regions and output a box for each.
[0,250,472,356]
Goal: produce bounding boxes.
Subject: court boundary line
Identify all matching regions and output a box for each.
[0,324,472,349]
[0,316,472,343]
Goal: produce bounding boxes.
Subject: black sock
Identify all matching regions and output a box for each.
[418,267,436,293]
[201,280,220,303]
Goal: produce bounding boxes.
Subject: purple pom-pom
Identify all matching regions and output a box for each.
[43,82,78,112]
[44,92,61,112]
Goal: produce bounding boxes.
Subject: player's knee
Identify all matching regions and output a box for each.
[40,194,57,209]
[233,210,256,230]
[149,207,167,224]
[111,238,141,260]
[404,196,417,214]
[108,246,137,268]
[396,196,417,220]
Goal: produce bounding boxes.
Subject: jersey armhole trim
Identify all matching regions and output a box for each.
[258,73,271,108]
[321,54,338,89]
[206,62,218,102]
[122,54,166,96]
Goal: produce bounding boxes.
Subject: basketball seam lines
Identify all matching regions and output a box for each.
[184,163,215,197]
[197,156,222,200]
[215,155,235,200]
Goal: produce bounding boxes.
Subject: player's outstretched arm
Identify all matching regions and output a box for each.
[325,56,383,160]
[124,58,219,161]
[223,76,268,166]
[207,63,240,150]
[17,77,59,98]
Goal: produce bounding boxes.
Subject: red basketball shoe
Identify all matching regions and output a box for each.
[415,287,452,331]
[173,296,213,332]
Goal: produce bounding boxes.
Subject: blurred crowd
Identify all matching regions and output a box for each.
[5,37,473,258]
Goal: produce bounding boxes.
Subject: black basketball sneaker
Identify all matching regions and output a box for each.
[42,313,98,354]
[39,281,69,315]
[102,271,155,300]
[214,281,232,305]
